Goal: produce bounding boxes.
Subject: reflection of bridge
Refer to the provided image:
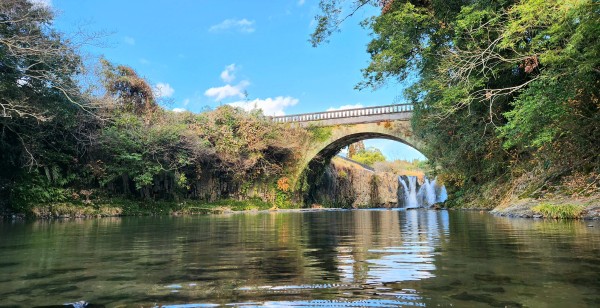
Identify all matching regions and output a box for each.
[272,103,413,126]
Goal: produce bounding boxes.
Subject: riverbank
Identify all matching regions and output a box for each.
[1,197,358,220]
[3,192,599,221]
[490,195,600,220]
[447,191,600,220]
[4,196,600,220]
[1,198,280,220]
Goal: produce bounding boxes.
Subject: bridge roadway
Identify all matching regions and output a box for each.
[271,103,413,126]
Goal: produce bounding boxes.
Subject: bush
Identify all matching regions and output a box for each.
[532,203,585,219]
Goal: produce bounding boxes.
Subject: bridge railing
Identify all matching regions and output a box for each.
[271,103,414,123]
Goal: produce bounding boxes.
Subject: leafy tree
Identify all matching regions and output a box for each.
[348,141,365,159]
[0,0,87,166]
[100,59,157,117]
[352,147,386,167]
[0,0,94,209]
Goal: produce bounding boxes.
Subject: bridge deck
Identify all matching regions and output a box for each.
[272,103,413,126]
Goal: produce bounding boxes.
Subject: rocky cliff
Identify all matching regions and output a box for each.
[310,156,399,208]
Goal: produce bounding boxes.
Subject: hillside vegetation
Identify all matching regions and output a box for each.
[0,0,308,215]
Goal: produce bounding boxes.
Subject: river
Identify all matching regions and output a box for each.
[1,209,599,307]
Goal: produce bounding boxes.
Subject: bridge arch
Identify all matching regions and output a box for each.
[272,103,423,205]
[291,120,424,205]
[309,132,420,166]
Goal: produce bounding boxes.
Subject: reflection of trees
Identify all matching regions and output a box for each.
[413,212,600,307]
[2,211,599,306]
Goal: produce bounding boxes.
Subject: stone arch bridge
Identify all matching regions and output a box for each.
[271,103,423,196]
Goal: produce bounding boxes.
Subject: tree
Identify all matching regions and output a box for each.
[348,141,365,159]
[0,0,88,121]
[352,147,386,167]
[0,0,90,166]
[99,59,157,117]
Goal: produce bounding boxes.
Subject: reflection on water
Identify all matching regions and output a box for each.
[0,210,599,307]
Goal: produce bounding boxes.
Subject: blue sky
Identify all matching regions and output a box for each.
[47,0,425,161]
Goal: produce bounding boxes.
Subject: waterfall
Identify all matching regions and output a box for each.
[398,175,447,208]
[436,185,448,203]
[398,176,419,208]
[418,178,437,206]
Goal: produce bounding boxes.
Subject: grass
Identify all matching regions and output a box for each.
[531,203,586,219]
[31,203,123,218]
[26,197,287,218]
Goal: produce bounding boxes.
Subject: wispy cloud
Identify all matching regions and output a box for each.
[155,83,174,98]
[123,36,135,46]
[229,96,298,116]
[327,104,363,111]
[209,18,256,33]
[297,0,305,6]
[205,80,249,101]
[220,64,237,83]
[182,98,190,106]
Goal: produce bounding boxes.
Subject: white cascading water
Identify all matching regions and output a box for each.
[436,185,448,203]
[399,176,419,208]
[398,176,447,208]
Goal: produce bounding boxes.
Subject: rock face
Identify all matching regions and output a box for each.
[309,157,399,208]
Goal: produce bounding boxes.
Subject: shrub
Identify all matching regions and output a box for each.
[532,203,586,219]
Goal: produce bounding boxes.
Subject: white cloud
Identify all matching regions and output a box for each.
[220,64,237,83]
[155,83,175,98]
[297,0,306,5]
[327,104,364,111]
[172,108,186,113]
[29,0,51,8]
[182,98,190,106]
[204,80,249,101]
[229,96,299,116]
[123,36,135,46]
[209,19,256,33]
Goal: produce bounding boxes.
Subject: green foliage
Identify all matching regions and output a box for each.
[96,110,193,191]
[373,159,427,176]
[352,147,386,167]
[532,203,586,219]
[308,125,332,143]
[182,198,273,211]
[10,172,73,212]
[0,0,87,173]
[274,177,295,209]
[193,105,306,180]
[312,0,599,203]
[1,15,308,211]
[100,59,157,115]
[30,203,122,218]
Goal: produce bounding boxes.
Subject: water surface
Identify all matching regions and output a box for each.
[1,209,599,307]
